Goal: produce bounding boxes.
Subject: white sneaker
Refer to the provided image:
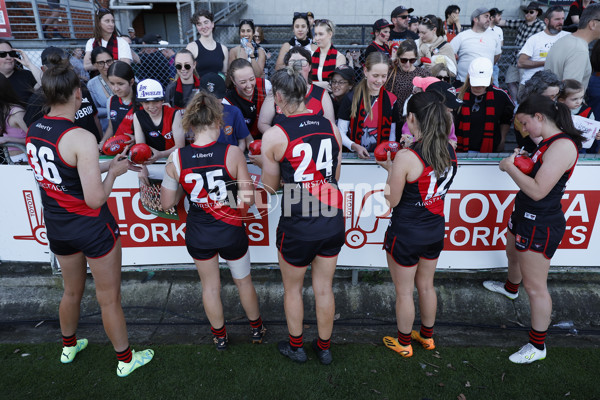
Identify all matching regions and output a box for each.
[483,280,518,300]
[509,343,546,364]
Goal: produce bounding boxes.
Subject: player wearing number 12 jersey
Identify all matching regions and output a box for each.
[26,55,153,377]
[258,66,343,365]
[161,91,266,350]
[376,92,457,358]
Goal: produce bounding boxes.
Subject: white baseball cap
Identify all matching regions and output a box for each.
[137,79,164,102]
[158,40,169,51]
[468,57,493,87]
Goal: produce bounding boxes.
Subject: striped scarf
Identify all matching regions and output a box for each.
[311,46,338,81]
[93,33,119,61]
[458,89,496,152]
[174,75,200,109]
[349,86,394,146]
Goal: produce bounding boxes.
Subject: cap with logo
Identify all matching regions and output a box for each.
[199,72,226,99]
[426,81,463,110]
[137,79,164,102]
[468,57,493,87]
[373,18,394,32]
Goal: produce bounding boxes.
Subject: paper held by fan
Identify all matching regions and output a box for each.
[572,115,600,149]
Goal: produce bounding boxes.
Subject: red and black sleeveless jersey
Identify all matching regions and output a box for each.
[515,133,578,216]
[109,96,136,136]
[178,141,242,228]
[389,143,458,242]
[224,78,267,140]
[26,116,114,237]
[273,84,326,126]
[136,105,177,151]
[276,113,344,239]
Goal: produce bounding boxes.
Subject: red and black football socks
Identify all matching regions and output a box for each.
[116,346,133,363]
[420,325,434,339]
[249,316,263,330]
[316,337,331,351]
[529,328,547,350]
[289,334,303,350]
[62,334,77,347]
[211,325,227,339]
[504,280,520,294]
[397,330,411,346]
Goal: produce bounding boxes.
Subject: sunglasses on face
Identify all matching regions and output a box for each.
[398,15,409,19]
[175,63,192,70]
[95,59,114,68]
[526,10,537,15]
[0,50,19,58]
[399,57,417,64]
[289,59,309,67]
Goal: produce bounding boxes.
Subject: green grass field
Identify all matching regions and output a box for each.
[2,343,598,399]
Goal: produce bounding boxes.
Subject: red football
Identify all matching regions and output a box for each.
[129,143,153,164]
[374,141,402,162]
[420,57,432,64]
[102,134,129,155]
[514,154,534,175]
[249,140,262,155]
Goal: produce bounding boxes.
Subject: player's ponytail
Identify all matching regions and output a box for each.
[183,91,224,133]
[517,93,583,149]
[42,55,80,106]
[407,91,452,178]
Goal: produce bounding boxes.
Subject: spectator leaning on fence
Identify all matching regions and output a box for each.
[328,65,355,122]
[275,12,316,71]
[498,2,546,101]
[451,7,502,88]
[229,19,266,79]
[517,6,569,94]
[545,3,600,90]
[0,39,42,104]
[0,74,27,163]
[186,10,229,79]
[165,49,200,110]
[84,8,132,72]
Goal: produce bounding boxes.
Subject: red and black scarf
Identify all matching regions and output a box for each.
[578,104,592,118]
[93,33,119,61]
[248,77,266,138]
[311,45,338,81]
[173,75,200,110]
[349,86,394,145]
[458,89,496,152]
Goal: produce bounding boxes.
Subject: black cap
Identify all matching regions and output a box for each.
[330,64,355,84]
[489,8,503,17]
[142,33,160,44]
[524,2,543,15]
[373,18,393,32]
[426,81,463,110]
[199,73,226,99]
[41,46,66,65]
[391,6,414,18]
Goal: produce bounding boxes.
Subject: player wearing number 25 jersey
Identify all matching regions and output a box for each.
[377,92,457,359]
[259,67,343,365]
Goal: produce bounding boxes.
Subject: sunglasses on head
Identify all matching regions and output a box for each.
[175,63,192,70]
[294,12,308,19]
[240,19,254,25]
[0,50,19,58]
[97,7,111,15]
[399,57,417,64]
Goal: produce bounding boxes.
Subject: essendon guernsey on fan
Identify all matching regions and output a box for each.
[276,113,343,237]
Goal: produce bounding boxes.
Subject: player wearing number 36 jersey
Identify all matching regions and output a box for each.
[377,91,457,359]
[161,91,266,351]
[26,55,153,377]
[257,66,343,365]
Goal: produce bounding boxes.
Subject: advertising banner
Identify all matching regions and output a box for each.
[2,160,600,269]
[0,0,11,38]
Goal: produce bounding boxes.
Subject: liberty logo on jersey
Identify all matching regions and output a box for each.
[13,190,47,245]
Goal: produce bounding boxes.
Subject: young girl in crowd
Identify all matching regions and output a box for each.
[337,52,398,159]
[133,79,185,182]
[484,94,583,364]
[558,79,599,152]
[275,12,316,70]
[377,91,457,358]
[165,49,201,110]
[160,91,266,350]
[99,61,137,149]
[228,19,266,78]
[224,58,271,139]
[365,19,393,59]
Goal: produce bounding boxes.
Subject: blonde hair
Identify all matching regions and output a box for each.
[351,52,389,119]
[314,19,335,35]
[183,91,224,132]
